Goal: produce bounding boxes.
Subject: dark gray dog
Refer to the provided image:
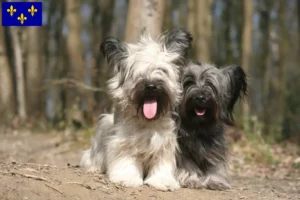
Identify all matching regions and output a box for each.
[176,61,247,190]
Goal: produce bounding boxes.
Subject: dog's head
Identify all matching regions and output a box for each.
[101,28,192,120]
[180,61,247,127]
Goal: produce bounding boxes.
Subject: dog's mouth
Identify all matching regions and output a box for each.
[143,97,157,119]
[194,107,206,116]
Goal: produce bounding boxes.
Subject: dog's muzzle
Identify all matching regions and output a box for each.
[185,89,214,118]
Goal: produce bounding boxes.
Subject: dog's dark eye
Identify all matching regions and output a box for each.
[183,80,195,88]
[161,69,168,75]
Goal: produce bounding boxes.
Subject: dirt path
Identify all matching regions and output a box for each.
[0,131,299,200]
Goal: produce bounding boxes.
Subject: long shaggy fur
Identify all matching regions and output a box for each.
[176,61,247,190]
[80,29,192,191]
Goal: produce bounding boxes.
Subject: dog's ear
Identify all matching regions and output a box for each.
[163,28,193,58]
[100,36,128,73]
[221,65,248,124]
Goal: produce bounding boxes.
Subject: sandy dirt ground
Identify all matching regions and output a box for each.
[0,131,299,200]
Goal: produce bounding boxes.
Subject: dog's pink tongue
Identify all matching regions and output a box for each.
[195,108,206,116]
[143,99,157,119]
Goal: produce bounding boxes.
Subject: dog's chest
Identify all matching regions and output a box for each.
[137,129,171,154]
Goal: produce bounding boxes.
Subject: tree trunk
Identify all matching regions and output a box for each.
[0,16,15,119]
[26,0,43,116]
[298,0,300,52]
[124,0,165,42]
[276,0,287,136]
[232,0,244,65]
[260,1,272,136]
[163,0,172,31]
[187,0,196,58]
[194,0,213,62]
[96,0,115,114]
[223,1,232,64]
[10,28,27,120]
[241,0,252,120]
[45,0,66,124]
[65,0,86,127]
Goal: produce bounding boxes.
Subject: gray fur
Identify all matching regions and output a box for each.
[176,61,247,190]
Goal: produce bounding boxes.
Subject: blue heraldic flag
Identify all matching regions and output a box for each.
[2,2,42,26]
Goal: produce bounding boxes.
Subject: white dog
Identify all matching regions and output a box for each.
[80,29,192,191]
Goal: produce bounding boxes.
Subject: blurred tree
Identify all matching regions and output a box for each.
[0,15,15,120]
[26,0,43,117]
[212,0,242,66]
[276,0,287,138]
[96,0,115,113]
[241,0,252,122]
[223,0,233,64]
[231,0,243,65]
[195,0,213,62]
[124,0,165,42]
[10,27,27,120]
[65,0,86,127]
[298,0,300,46]
[163,0,172,31]
[259,0,272,136]
[187,0,196,58]
[45,0,66,124]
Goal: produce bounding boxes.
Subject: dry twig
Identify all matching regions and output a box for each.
[0,171,48,182]
[65,181,92,190]
[45,184,64,195]
[43,78,105,92]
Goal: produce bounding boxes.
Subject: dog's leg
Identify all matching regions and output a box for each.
[80,149,106,173]
[107,156,143,188]
[202,164,231,190]
[176,157,205,189]
[144,157,180,191]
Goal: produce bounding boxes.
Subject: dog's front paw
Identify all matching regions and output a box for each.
[109,173,143,188]
[183,176,205,189]
[144,175,180,191]
[107,157,143,188]
[204,175,231,190]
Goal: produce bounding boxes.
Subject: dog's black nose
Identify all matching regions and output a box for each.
[194,96,206,103]
[146,84,157,91]
[199,95,205,102]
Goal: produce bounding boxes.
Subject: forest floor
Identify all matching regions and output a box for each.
[0,128,299,200]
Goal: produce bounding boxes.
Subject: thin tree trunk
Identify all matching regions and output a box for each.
[124,0,165,42]
[26,10,43,116]
[96,0,115,113]
[260,1,272,136]
[277,0,287,134]
[298,0,300,52]
[0,16,15,119]
[241,0,252,119]
[65,0,86,127]
[187,0,196,58]
[163,0,172,31]
[195,0,213,62]
[10,28,26,120]
[45,0,65,124]
[232,0,244,65]
[224,1,232,64]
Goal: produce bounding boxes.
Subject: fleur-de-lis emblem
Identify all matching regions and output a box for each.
[17,13,27,24]
[7,5,16,16]
[28,5,38,16]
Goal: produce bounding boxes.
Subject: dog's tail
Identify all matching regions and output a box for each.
[80,114,114,173]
